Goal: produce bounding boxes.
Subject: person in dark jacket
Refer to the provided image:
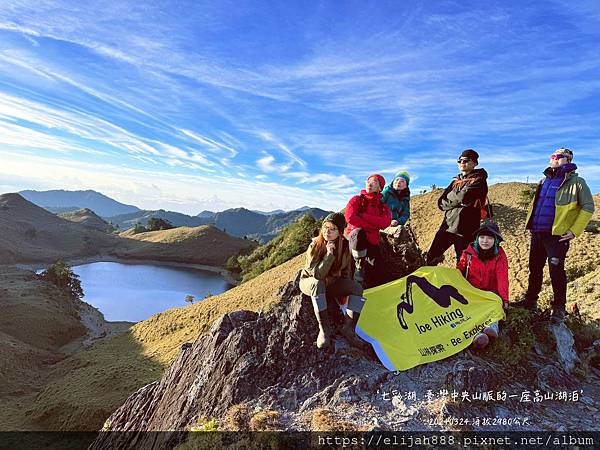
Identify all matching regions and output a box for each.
[381,171,411,227]
[457,221,509,349]
[514,148,595,322]
[426,149,488,265]
[344,174,392,286]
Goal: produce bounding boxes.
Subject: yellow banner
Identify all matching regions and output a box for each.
[357,266,505,371]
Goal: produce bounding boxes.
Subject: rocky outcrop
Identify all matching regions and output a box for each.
[90,228,600,450]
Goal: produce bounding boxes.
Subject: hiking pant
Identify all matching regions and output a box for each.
[525,232,569,310]
[346,228,381,285]
[426,226,470,265]
[299,277,364,312]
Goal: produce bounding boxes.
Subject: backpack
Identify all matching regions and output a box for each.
[474,196,494,221]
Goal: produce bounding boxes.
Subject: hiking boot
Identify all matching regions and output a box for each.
[426,254,445,266]
[511,298,536,310]
[311,296,332,349]
[550,308,566,324]
[471,333,489,349]
[483,326,498,339]
[314,310,332,349]
[340,311,370,353]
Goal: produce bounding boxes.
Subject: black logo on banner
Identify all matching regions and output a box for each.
[397,275,469,330]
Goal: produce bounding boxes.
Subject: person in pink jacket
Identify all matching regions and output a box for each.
[344,174,392,287]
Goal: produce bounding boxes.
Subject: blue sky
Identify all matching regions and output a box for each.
[1,0,599,214]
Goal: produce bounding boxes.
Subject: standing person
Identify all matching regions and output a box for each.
[344,174,392,286]
[457,221,509,349]
[381,171,411,227]
[515,148,595,322]
[426,149,488,265]
[299,212,369,350]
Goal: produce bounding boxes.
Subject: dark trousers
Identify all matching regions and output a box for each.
[346,228,381,287]
[426,227,470,265]
[526,232,570,310]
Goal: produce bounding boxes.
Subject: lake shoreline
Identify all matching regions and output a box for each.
[14,255,240,286]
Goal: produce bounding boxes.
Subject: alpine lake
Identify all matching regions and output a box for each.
[70,261,232,322]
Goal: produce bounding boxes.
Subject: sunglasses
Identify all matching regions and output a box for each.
[550,154,568,160]
[457,158,472,164]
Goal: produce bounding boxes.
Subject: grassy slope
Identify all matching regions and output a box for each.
[0,193,253,267]
[0,193,119,264]
[411,183,600,309]
[0,266,88,430]
[58,208,109,232]
[3,183,599,431]
[20,255,304,430]
[115,225,254,267]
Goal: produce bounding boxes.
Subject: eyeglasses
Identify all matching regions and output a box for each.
[550,154,567,160]
[457,158,472,164]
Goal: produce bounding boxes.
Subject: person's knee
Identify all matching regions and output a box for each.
[301,278,326,297]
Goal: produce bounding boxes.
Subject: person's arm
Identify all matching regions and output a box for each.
[398,199,410,225]
[496,250,510,306]
[369,203,392,229]
[568,177,595,237]
[344,196,373,230]
[456,251,468,276]
[340,247,352,279]
[438,182,457,210]
[304,242,335,280]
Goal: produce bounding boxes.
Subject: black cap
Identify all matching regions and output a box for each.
[460,149,479,163]
[474,220,503,242]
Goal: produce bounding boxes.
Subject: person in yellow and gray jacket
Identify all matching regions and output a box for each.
[514,148,595,322]
[299,212,370,351]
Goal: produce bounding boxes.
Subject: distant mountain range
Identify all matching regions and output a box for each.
[19,190,140,217]
[17,189,329,243]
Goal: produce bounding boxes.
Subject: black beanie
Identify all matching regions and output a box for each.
[323,212,346,232]
[460,149,479,162]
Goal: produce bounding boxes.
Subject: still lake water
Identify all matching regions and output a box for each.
[71,261,231,322]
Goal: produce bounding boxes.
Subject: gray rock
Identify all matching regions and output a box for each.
[550,321,579,373]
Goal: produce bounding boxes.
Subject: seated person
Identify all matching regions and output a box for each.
[381,171,411,229]
[344,174,392,286]
[456,221,509,349]
[299,212,369,351]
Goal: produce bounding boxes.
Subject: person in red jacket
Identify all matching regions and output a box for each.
[456,220,509,349]
[344,174,392,286]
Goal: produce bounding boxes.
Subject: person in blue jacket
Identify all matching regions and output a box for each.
[381,171,411,227]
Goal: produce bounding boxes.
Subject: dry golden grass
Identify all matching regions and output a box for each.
[310,408,360,431]
[249,410,282,431]
[58,208,109,232]
[224,404,252,431]
[2,255,305,431]
[0,193,119,264]
[3,184,599,432]
[410,183,600,312]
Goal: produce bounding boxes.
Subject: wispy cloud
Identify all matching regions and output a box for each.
[0,0,599,213]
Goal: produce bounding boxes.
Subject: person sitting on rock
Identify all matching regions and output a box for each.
[456,220,509,349]
[344,174,392,286]
[381,171,411,230]
[299,212,370,351]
